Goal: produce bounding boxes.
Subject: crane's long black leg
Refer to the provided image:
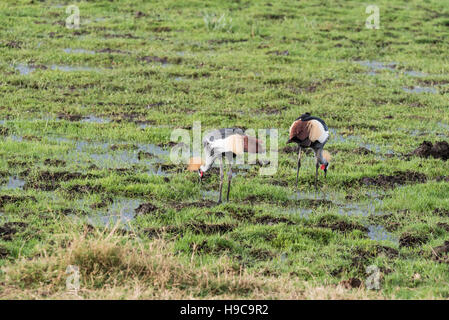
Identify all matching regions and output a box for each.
[295,147,302,190]
[226,163,232,202]
[315,161,319,191]
[218,156,223,204]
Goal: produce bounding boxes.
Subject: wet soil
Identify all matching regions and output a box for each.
[360,171,427,188]
[411,141,449,160]
[25,171,92,191]
[135,202,158,215]
[97,48,130,54]
[57,113,84,121]
[353,147,374,155]
[0,195,36,207]
[253,215,294,225]
[64,184,105,195]
[340,278,362,289]
[0,246,8,258]
[437,223,449,231]
[399,232,428,248]
[44,159,66,167]
[139,55,168,64]
[0,222,28,240]
[350,245,398,273]
[0,127,9,136]
[144,221,235,238]
[316,216,369,233]
[432,241,449,262]
[433,208,449,216]
[170,200,217,210]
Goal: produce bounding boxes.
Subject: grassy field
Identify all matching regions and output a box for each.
[1,0,449,299]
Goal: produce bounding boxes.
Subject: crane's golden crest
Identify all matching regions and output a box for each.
[322,150,332,162]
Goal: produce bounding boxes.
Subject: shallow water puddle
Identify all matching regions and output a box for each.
[46,135,171,171]
[81,115,111,124]
[147,165,170,176]
[50,65,99,72]
[63,48,96,55]
[404,70,428,77]
[13,63,100,75]
[288,190,345,202]
[367,225,399,244]
[328,128,393,155]
[201,190,220,201]
[283,207,313,218]
[13,64,36,75]
[356,60,397,73]
[402,86,437,94]
[2,176,25,190]
[355,60,429,78]
[338,200,384,217]
[83,198,141,230]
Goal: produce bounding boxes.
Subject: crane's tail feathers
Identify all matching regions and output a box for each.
[323,150,332,163]
[187,157,204,171]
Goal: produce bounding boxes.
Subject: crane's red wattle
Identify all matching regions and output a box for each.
[320,164,325,170]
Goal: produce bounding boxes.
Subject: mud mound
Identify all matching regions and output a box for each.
[399,232,428,248]
[437,223,449,231]
[340,278,362,289]
[135,202,158,215]
[412,141,449,160]
[144,221,235,238]
[353,147,374,155]
[0,195,36,207]
[317,216,368,233]
[44,159,66,167]
[0,222,28,241]
[187,222,235,235]
[0,246,8,258]
[254,215,294,225]
[171,200,216,210]
[432,241,449,261]
[25,171,90,191]
[360,171,427,188]
[0,126,8,136]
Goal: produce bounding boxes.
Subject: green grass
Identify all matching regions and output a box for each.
[1,0,449,299]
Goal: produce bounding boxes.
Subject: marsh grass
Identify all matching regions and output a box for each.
[1,0,449,299]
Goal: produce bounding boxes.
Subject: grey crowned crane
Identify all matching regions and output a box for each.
[286,113,331,190]
[188,128,264,203]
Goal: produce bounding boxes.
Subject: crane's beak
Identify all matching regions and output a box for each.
[286,138,293,144]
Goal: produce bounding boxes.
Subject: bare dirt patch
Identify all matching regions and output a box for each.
[25,171,91,191]
[340,278,362,289]
[399,232,428,248]
[411,141,449,160]
[0,195,36,207]
[254,215,294,225]
[135,202,158,215]
[0,222,28,241]
[360,171,427,188]
[144,221,235,238]
[316,216,368,233]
